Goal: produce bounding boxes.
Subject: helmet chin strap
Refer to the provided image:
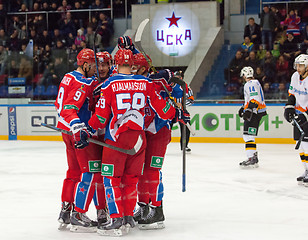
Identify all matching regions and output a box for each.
[82,63,89,78]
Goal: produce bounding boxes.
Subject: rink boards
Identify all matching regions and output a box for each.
[0,103,294,144]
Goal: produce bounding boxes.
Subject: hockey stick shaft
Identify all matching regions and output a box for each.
[181,78,187,192]
[293,118,304,150]
[93,24,101,82]
[41,123,141,155]
[161,84,195,135]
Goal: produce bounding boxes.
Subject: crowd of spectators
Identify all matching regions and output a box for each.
[0,0,115,97]
[225,4,308,100]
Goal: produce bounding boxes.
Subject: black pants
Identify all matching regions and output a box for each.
[179,122,190,150]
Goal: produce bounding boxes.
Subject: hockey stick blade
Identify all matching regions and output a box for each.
[292,119,304,150]
[41,123,141,155]
[134,18,157,73]
[135,18,149,42]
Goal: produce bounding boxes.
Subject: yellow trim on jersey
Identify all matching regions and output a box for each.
[246,147,257,150]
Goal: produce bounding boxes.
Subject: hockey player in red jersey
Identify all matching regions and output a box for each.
[55,48,108,232]
[131,53,184,230]
[78,49,189,236]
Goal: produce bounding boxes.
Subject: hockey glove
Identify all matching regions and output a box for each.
[284,105,295,123]
[243,108,253,121]
[238,106,244,118]
[71,123,93,149]
[175,108,190,125]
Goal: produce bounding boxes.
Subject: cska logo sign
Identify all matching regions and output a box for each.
[156,12,192,47]
[152,7,200,57]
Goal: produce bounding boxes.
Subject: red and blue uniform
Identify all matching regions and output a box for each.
[138,69,182,207]
[88,73,176,218]
[55,70,106,213]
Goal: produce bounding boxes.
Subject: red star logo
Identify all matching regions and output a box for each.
[166,12,181,28]
[107,193,111,199]
[79,186,86,194]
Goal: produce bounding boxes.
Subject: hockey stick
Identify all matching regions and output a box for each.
[161,83,195,136]
[134,18,157,74]
[41,123,143,155]
[292,118,305,150]
[93,23,101,82]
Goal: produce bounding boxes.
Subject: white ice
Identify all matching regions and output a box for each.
[1,141,308,240]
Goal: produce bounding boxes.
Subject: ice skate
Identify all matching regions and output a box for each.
[58,202,73,230]
[239,152,259,168]
[138,205,165,230]
[133,202,149,222]
[186,147,191,153]
[97,208,110,228]
[303,175,308,187]
[70,211,98,233]
[123,216,135,234]
[297,170,308,185]
[97,217,125,236]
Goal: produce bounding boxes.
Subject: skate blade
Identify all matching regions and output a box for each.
[297,181,304,186]
[138,221,165,230]
[240,164,259,169]
[58,223,70,231]
[123,223,135,234]
[70,225,97,233]
[97,226,126,237]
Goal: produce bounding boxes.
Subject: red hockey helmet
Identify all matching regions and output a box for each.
[118,36,133,50]
[114,49,133,66]
[77,48,95,66]
[133,53,151,72]
[96,51,112,64]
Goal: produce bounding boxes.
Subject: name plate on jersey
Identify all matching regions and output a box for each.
[89,160,101,173]
[150,156,164,168]
[101,164,114,176]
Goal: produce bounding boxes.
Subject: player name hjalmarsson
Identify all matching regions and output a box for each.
[111,81,147,92]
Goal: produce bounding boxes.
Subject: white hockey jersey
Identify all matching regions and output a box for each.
[244,79,266,113]
[289,71,308,113]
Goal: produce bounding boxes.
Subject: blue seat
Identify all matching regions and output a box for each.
[0,85,8,98]
[45,85,58,99]
[33,85,45,98]
[270,83,279,91]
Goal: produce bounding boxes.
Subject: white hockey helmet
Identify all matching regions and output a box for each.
[293,54,308,70]
[240,66,254,78]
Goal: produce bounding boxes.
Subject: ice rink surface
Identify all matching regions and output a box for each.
[1,140,308,240]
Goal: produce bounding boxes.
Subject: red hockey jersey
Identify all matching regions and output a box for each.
[55,70,97,131]
[88,73,176,141]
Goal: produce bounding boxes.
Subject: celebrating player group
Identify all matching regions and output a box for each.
[54,35,191,236]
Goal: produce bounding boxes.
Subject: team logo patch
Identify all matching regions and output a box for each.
[163,102,170,113]
[289,85,293,90]
[248,127,257,135]
[101,164,114,176]
[89,160,101,173]
[97,115,106,124]
[150,156,164,168]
